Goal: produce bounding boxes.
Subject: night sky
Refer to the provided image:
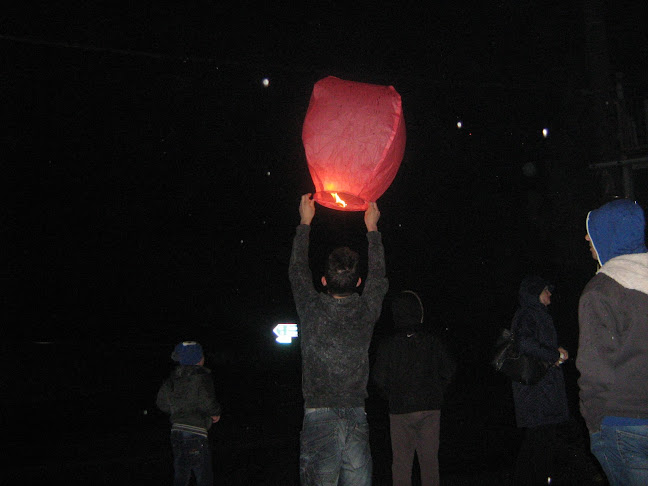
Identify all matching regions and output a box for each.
[4,0,648,350]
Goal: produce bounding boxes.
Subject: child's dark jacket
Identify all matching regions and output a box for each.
[156,365,221,435]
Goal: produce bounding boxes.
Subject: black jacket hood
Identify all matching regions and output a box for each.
[392,290,424,329]
[518,275,552,309]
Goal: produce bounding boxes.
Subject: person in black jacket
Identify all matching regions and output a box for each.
[372,290,456,486]
[511,276,569,485]
[157,341,221,486]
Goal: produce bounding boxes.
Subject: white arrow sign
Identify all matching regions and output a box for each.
[273,323,298,344]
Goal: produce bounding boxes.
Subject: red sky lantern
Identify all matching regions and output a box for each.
[302,76,406,211]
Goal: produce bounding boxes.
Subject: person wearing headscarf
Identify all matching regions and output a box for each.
[511,275,569,485]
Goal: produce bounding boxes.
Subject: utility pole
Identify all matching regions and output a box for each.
[583,0,622,199]
[583,0,616,160]
[583,2,648,202]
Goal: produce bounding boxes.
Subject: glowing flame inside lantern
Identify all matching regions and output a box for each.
[331,192,347,208]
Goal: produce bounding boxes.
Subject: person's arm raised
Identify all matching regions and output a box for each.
[299,193,316,225]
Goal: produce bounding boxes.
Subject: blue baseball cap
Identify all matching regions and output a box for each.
[172,341,203,365]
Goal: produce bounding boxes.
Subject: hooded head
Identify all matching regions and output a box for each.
[172,341,204,365]
[518,275,553,308]
[586,199,647,267]
[391,290,424,329]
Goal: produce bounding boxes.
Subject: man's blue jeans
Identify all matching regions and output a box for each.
[170,430,213,486]
[300,407,372,486]
[590,424,648,486]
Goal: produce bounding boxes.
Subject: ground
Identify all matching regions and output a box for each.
[7,347,607,485]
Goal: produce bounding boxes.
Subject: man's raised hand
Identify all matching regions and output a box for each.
[364,202,380,232]
[300,193,316,225]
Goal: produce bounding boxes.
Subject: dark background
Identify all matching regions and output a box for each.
[3,0,648,484]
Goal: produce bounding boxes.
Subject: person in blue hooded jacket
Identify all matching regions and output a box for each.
[577,198,648,486]
[511,275,570,485]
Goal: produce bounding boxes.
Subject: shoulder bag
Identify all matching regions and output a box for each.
[491,328,550,385]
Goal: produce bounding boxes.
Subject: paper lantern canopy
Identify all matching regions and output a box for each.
[302,76,406,211]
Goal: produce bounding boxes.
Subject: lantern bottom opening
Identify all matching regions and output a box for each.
[313,191,367,211]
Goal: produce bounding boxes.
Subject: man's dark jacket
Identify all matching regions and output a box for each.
[289,224,388,408]
[372,291,456,414]
[577,199,648,433]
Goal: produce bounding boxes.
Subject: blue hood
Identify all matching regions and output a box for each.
[586,199,647,266]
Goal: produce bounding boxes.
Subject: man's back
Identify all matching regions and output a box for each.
[374,329,455,414]
[289,224,388,408]
[578,254,648,433]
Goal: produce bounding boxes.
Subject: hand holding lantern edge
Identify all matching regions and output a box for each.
[364,201,380,232]
[299,194,316,225]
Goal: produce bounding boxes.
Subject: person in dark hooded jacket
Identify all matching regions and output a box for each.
[511,275,569,485]
[577,199,648,486]
[372,290,456,486]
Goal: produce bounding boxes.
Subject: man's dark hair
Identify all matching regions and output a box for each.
[325,247,360,295]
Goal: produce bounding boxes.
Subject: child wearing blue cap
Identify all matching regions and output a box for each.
[157,341,221,486]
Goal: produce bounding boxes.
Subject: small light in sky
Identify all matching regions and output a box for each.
[240,240,244,245]
[457,120,463,129]
[266,171,271,176]
[542,128,549,138]
[262,78,270,87]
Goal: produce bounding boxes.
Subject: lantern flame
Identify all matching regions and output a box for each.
[331,192,347,208]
